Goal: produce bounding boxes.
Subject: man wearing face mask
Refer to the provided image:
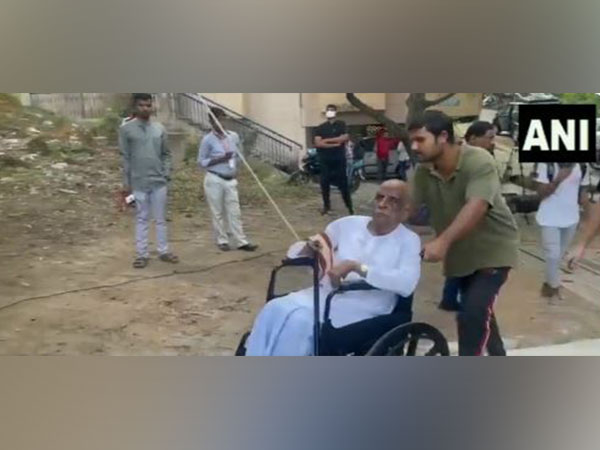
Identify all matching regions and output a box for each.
[314,104,354,216]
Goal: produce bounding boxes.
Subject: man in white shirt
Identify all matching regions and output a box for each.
[534,163,590,302]
[244,180,421,356]
[197,107,258,252]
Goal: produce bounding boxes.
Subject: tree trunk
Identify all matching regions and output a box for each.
[345,93,456,158]
[345,93,405,137]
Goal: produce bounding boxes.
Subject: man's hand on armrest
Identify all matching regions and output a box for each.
[327,260,362,288]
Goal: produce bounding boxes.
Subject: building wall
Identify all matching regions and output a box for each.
[384,93,410,122]
[13,93,32,106]
[426,93,484,118]
[200,93,484,148]
[244,93,304,145]
[29,93,120,118]
[203,93,246,115]
[301,93,387,127]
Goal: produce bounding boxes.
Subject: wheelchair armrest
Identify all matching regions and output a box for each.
[336,280,376,292]
[280,256,316,267]
[266,256,319,302]
[324,279,380,322]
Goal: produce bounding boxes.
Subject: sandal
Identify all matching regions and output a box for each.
[133,257,149,269]
[159,252,179,264]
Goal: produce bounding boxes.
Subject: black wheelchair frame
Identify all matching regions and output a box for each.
[236,256,450,356]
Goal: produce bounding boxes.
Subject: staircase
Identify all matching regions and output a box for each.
[173,93,303,173]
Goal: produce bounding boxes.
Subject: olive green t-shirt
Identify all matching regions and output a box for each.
[412,145,520,277]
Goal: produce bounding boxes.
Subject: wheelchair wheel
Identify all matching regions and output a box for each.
[235,332,250,356]
[365,322,450,356]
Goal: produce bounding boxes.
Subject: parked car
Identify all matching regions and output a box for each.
[358,136,403,179]
[493,94,561,142]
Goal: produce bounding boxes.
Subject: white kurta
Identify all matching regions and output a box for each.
[245,216,422,356]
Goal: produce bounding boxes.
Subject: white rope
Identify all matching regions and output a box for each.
[196,94,301,242]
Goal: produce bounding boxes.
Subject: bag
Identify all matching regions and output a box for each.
[506,194,541,214]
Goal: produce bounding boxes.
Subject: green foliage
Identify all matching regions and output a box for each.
[559,93,600,115]
[0,154,31,169]
[27,136,51,156]
[91,110,121,143]
[183,140,198,166]
[0,94,22,111]
[170,156,312,216]
[52,115,69,129]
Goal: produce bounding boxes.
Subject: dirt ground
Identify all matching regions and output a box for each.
[2,97,600,355]
[2,164,600,355]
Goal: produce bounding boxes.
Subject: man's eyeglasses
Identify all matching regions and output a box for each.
[374,193,403,206]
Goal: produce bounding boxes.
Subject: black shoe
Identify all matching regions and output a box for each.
[238,243,258,252]
[540,282,554,298]
[438,300,461,312]
[218,243,231,252]
[320,208,331,215]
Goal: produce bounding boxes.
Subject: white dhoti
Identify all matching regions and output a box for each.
[245,216,422,356]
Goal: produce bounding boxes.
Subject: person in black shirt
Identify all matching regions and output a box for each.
[313,104,354,215]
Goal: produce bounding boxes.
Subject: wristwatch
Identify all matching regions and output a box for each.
[358,264,369,278]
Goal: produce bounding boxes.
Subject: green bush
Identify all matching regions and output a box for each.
[27,136,51,155]
[92,111,121,143]
[183,140,199,165]
[559,93,600,116]
[0,94,22,112]
[0,155,31,169]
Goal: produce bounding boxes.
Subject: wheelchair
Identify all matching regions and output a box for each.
[235,256,450,356]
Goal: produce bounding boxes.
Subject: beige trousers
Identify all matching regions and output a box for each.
[203,172,249,247]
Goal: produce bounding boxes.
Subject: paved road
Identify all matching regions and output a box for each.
[509,339,600,355]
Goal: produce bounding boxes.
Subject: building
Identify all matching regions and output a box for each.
[203,93,484,148]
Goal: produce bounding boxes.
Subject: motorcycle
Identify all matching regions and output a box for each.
[347,158,364,193]
[289,148,363,193]
[288,148,320,185]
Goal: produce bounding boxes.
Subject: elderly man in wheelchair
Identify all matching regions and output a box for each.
[237,180,449,356]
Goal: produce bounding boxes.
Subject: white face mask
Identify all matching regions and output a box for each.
[325,110,337,119]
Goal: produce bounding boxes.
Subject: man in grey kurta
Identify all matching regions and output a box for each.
[119,93,179,268]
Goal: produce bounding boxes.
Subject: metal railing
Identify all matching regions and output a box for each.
[173,93,303,172]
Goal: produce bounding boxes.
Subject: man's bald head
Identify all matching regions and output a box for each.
[372,180,411,233]
[381,179,409,200]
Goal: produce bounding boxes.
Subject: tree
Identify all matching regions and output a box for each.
[345,93,456,155]
[559,93,600,116]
